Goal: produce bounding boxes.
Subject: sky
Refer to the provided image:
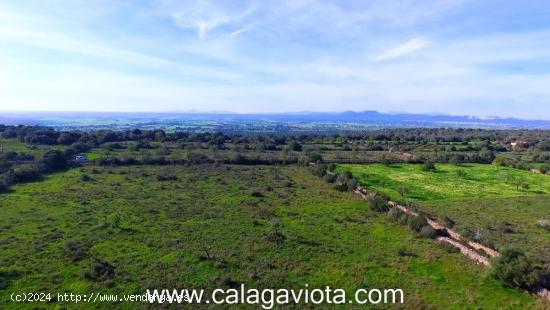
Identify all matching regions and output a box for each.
[1,0,550,119]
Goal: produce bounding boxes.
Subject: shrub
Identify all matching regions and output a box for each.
[0,182,9,193]
[85,259,115,282]
[80,174,92,182]
[39,150,69,172]
[498,223,514,234]
[397,186,409,197]
[156,172,177,181]
[64,240,89,262]
[250,189,264,197]
[187,152,211,165]
[397,213,411,226]
[387,207,405,222]
[323,173,336,183]
[312,164,328,177]
[346,178,358,191]
[418,226,438,239]
[333,171,353,192]
[408,216,428,232]
[332,182,348,192]
[491,248,541,290]
[265,217,285,243]
[289,141,302,151]
[396,247,415,257]
[13,166,42,183]
[307,152,322,163]
[421,160,436,172]
[367,195,389,212]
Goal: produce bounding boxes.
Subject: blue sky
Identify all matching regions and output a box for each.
[1,0,550,119]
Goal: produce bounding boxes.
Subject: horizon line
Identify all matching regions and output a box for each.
[1,109,550,122]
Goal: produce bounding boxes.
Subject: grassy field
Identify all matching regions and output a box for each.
[337,163,549,202]
[424,196,550,264]
[0,139,59,157]
[0,165,545,309]
[339,163,550,266]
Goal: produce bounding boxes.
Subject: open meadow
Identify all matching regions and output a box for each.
[0,165,545,309]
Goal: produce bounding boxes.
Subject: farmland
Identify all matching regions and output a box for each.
[339,163,550,265]
[337,163,550,202]
[1,126,550,308]
[0,165,545,309]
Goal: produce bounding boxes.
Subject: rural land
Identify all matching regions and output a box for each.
[0,118,549,309]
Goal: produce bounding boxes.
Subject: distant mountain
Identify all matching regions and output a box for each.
[0,110,548,130]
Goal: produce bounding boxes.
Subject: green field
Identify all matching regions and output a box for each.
[339,163,550,266]
[0,139,59,157]
[337,163,549,202]
[0,165,545,309]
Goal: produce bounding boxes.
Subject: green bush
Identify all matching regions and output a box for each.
[491,248,541,290]
[311,164,328,177]
[0,181,9,193]
[418,226,438,239]
[346,178,358,191]
[397,213,411,226]
[85,259,116,282]
[387,207,405,222]
[64,240,89,262]
[250,189,264,197]
[323,173,336,183]
[39,150,69,172]
[156,172,177,181]
[265,217,285,243]
[367,195,389,212]
[421,160,436,172]
[80,174,92,182]
[396,247,415,257]
[408,215,428,232]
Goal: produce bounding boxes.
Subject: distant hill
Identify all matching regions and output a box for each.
[0,110,548,130]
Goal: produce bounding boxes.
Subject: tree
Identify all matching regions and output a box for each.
[491,248,541,290]
[39,150,68,172]
[289,141,302,152]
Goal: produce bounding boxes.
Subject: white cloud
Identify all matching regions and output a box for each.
[170,2,255,38]
[374,37,430,61]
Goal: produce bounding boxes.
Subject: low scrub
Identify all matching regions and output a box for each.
[367,194,389,212]
[418,226,438,239]
[85,259,116,283]
[156,172,178,181]
[491,248,542,290]
[64,240,90,262]
[408,215,428,232]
